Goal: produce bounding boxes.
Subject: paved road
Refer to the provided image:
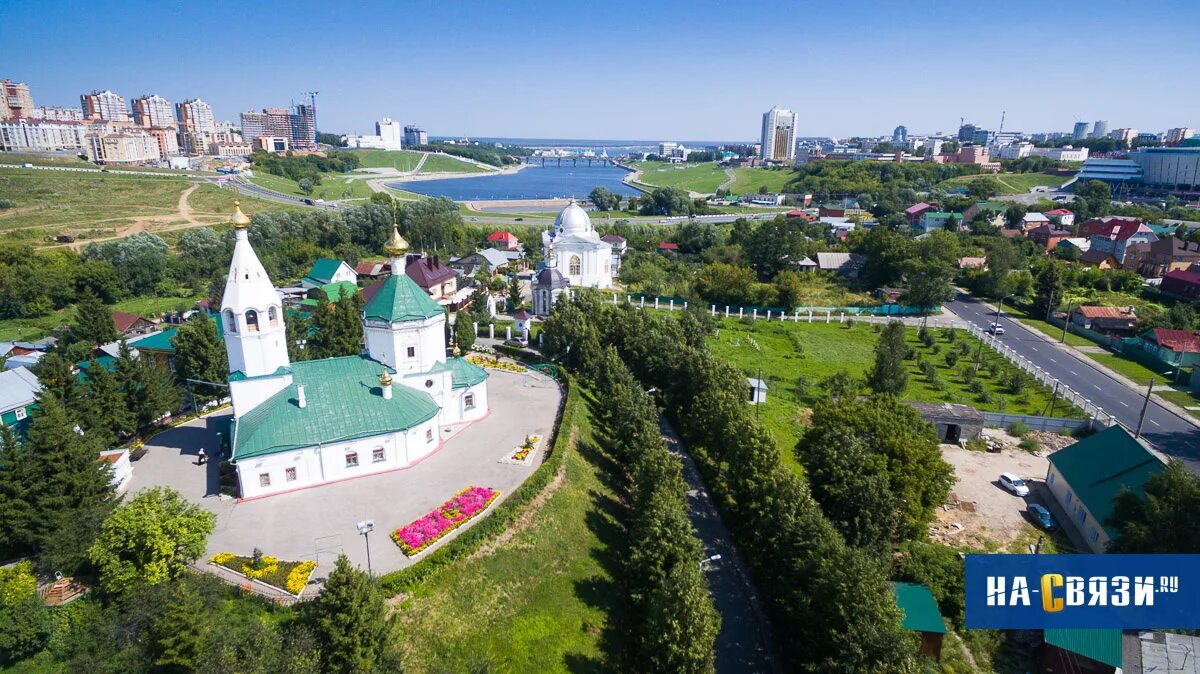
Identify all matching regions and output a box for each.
[226,176,341,210]
[659,418,778,674]
[945,293,1200,461]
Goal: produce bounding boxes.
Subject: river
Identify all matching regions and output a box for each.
[387,162,641,201]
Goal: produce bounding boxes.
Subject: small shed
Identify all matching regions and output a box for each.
[908,402,984,444]
[747,378,768,404]
[892,582,946,660]
[1040,628,1122,673]
[513,308,532,336]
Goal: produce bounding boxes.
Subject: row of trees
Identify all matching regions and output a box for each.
[591,348,719,672]
[250,150,362,184]
[543,295,921,671]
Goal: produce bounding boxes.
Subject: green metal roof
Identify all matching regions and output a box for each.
[304,258,347,285]
[924,212,960,219]
[231,356,440,460]
[1048,426,1166,538]
[129,326,179,352]
[362,274,443,323]
[74,355,118,382]
[299,281,359,310]
[891,582,946,634]
[1043,629,1123,668]
[443,357,488,389]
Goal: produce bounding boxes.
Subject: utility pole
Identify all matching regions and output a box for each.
[1060,298,1075,344]
[1135,377,1155,439]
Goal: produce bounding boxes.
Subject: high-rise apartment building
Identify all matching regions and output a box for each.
[403,124,428,146]
[1,80,35,120]
[0,119,87,152]
[1072,121,1090,141]
[958,123,981,142]
[239,111,267,142]
[1109,128,1138,146]
[33,106,83,122]
[290,103,316,150]
[80,89,130,122]
[377,118,402,150]
[132,94,175,128]
[1166,128,1195,145]
[1089,120,1109,139]
[892,125,908,144]
[760,106,797,163]
[264,108,291,139]
[176,99,214,135]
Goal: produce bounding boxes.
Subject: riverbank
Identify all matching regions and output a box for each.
[382,162,528,182]
[464,198,568,212]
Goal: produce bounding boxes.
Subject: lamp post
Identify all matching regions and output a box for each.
[356,520,375,576]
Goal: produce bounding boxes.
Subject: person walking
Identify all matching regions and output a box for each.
[198,447,207,465]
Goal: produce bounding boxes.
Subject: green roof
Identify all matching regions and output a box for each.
[129,326,179,352]
[1043,629,1123,668]
[1048,426,1166,538]
[442,357,488,389]
[891,583,946,634]
[232,356,440,460]
[304,258,347,285]
[74,355,118,382]
[298,281,359,309]
[362,274,443,323]
[924,212,960,220]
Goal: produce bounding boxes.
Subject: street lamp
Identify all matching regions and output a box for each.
[356,520,375,576]
[699,554,722,570]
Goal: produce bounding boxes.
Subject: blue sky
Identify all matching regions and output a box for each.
[5,0,1198,140]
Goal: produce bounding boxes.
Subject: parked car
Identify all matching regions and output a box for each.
[987,322,1005,335]
[504,337,528,348]
[999,472,1029,497]
[302,198,314,205]
[1027,503,1057,531]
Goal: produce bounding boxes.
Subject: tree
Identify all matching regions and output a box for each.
[798,426,900,549]
[298,179,314,196]
[1162,302,1197,330]
[773,271,805,311]
[1107,461,1200,553]
[966,177,1002,200]
[173,316,228,392]
[88,487,216,595]
[309,555,398,674]
[742,216,812,280]
[868,321,909,395]
[72,290,118,347]
[454,313,476,352]
[148,580,209,671]
[0,427,36,558]
[308,287,364,359]
[589,186,620,211]
[1033,260,1067,320]
[901,263,954,324]
[0,561,50,666]
[506,275,523,312]
[79,358,135,447]
[115,341,180,431]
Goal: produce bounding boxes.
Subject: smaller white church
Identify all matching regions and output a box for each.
[221,203,489,499]
[535,199,612,315]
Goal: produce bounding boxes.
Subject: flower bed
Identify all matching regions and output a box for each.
[501,435,541,465]
[391,486,500,556]
[208,551,315,596]
[465,353,526,373]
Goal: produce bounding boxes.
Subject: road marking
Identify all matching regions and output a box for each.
[1149,419,1161,427]
[1048,357,1058,363]
[1119,401,1129,407]
[1069,370,1079,376]
[1092,384,1102,390]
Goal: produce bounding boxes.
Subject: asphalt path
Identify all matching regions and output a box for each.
[944,293,1200,462]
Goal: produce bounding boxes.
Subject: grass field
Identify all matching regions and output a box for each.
[938,173,1068,194]
[419,153,488,174]
[345,149,424,171]
[246,170,379,201]
[728,167,796,195]
[1086,352,1178,386]
[1157,390,1200,420]
[0,292,201,342]
[395,387,628,673]
[631,161,726,193]
[708,318,1083,468]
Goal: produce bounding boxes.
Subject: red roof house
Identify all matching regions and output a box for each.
[785,209,812,221]
[1139,327,1200,368]
[657,242,680,254]
[1161,268,1200,299]
[486,231,520,251]
[111,311,157,338]
[1070,305,1137,333]
[904,202,935,224]
[405,255,458,300]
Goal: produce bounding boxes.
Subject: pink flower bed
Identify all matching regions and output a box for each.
[391,486,499,556]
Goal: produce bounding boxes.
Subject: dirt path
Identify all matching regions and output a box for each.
[50,183,224,249]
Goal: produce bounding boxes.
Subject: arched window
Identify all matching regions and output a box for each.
[245,309,259,333]
[568,255,581,276]
[224,310,237,333]
[268,306,279,326]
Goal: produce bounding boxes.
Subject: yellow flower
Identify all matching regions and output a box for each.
[209,552,235,565]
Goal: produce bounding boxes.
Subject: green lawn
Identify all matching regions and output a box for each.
[1086,352,1178,387]
[0,292,201,342]
[728,167,795,195]
[246,171,378,200]
[419,153,488,174]
[631,161,727,193]
[394,388,627,673]
[0,151,97,169]
[1008,308,1093,347]
[1157,389,1200,420]
[938,173,1068,194]
[345,149,425,171]
[708,318,1083,467]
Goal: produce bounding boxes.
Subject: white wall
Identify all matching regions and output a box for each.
[229,374,292,419]
[364,313,446,374]
[1044,464,1111,553]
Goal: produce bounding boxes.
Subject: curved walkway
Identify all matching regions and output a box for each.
[717,167,736,193]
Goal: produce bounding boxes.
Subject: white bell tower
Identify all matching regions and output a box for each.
[220,202,292,417]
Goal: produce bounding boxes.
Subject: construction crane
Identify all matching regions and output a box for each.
[302,91,319,143]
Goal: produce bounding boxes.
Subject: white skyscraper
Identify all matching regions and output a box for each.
[1090,120,1109,139]
[376,117,403,150]
[760,106,797,163]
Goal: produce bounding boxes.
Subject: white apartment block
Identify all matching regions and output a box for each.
[0,119,87,152]
[761,106,797,163]
[1166,127,1195,144]
[345,117,404,150]
[133,94,176,128]
[81,90,129,122]
[33,106,84,122]
[86,132,160,164]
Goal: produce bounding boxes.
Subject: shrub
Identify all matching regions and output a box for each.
[1008,421,1030,437]
[996,395,1008,412]
[918,326,932,345]
[979,389,993,404]
[930,343,941,355]
[1019,436,1040,452]
[872,322,882,333]
[966,437,988,452]
[945,327,958,343]
[0,198,15,209]
[944,350,959,367]
[958,341,972,356]
[968,379,985,394]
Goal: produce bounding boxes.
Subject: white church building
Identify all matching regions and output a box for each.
[221,203,488,499]
[535,200,613,315]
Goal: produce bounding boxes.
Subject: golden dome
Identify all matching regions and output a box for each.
[384,225,409,256]
[231,201,251,229]
[379,371,393,386]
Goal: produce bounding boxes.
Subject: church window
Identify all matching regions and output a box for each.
[407,346,416,358]
[268,306,279,326]
[372,448,385,463]
[425,429,434,443]
[345,451,359,468]
[224,310,237,333]
[569,255,581,276]
[259,473,271,487]
[245,309,260,333]
[464,393,475,410]
[285,467,296,482]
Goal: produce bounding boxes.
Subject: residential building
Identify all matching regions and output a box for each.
[1072,121,1089,140]
[601,234,627,273]
[1044,208,1075,227]
[1033,145,1089,162]
[1040,629,1123,674]
[962,201,1006,228]
[132,94,175,128]
[451,248,520,276]
[815,252,863,276]
[176,99,215,155]
[1165,127,1194,145]
[917,211,961,233]
[0,366,41,437]
[1,79,34,120]
[947,145,1000,171]
[892,125,907,144]
[1089,120,1108,139]
[1070,305,1137,333]
[264,107,292,139]
[403,124,428,146]
[209,141,252,158]
[1021,212,1050,230]
[290,103,316,150]
[959,122,983,142]
[486,231,520,251]
[239,110,267,142]
[112,311,158,339]
[1160,268,1200,298]
[1126,237,1200,278]
[147,127,180,159]
[1136,327,1200,369]
[658,141,677,158]
[405,254,458,302]
[85,131,160,164]
[760,106,797,163]
[0,118,87,152]
[892,582,946,660]
[1079,216,1158,263]
[301,258,358,289]
[80,89,129,122]
[32,106,83,122]
[1108,127,1138,146]
[1029,224,1071,250]
[1044,425,1166,553]
[253,136,289,153]
[904,202,935,225]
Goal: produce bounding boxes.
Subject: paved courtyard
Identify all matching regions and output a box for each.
[132,368,562,579]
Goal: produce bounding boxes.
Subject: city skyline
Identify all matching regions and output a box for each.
[4,0,1199,140]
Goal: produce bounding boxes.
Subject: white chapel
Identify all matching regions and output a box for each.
[540,199,613,290]
[220,203,489,499]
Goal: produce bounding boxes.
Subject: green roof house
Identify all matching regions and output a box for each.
[1040,628,1123,673]
[1045,425,1166,552]
[297,281,360,313]
[892,582,946,660]
[301,258,357,289]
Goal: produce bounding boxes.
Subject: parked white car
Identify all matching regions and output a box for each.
[987,322,1006,335]
[999,472,1029,497]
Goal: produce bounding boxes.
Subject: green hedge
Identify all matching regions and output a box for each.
[377,373,578,595]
